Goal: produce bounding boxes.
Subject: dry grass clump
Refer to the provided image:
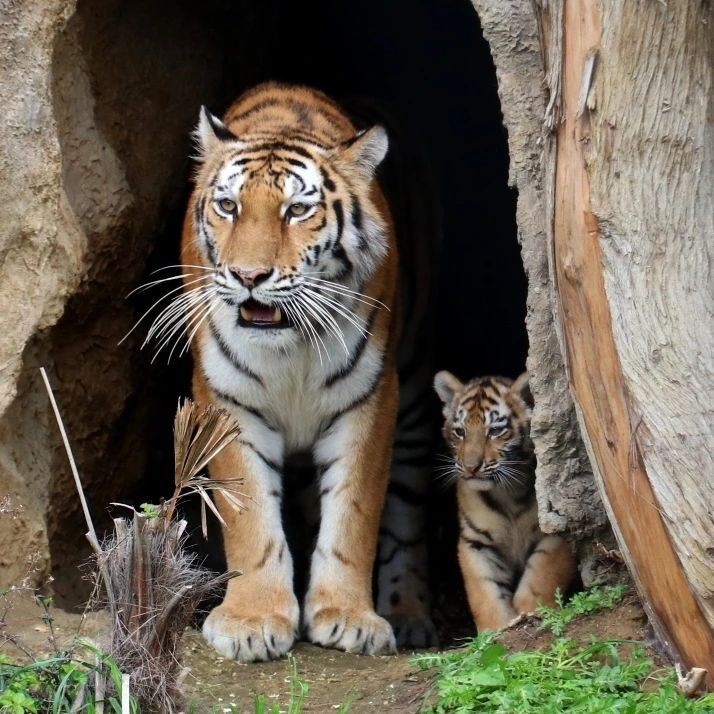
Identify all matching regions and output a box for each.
[41,368,245,713]
[98,401,243,711]
[100,516,232,711]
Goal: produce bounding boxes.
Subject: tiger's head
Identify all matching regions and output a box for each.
[434,371,535,493]
[185,95,389,350]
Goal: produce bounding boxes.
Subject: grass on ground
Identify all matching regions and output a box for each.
[413,585,714,713]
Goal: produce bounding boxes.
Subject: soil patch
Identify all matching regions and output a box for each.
[497,590,655,655]
[3,590,665,712]
[181,638,431,712]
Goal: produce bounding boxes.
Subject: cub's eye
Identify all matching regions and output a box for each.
[488,426,507,438]
[453,425,465,439]
[216,198,237,214]
[285,203,310,219]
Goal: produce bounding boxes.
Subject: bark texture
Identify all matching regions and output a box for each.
[534,0,714,682]
[591,1,713,625]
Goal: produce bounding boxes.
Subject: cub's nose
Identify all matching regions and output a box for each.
[228,266,273,288]
[465,459,483,475]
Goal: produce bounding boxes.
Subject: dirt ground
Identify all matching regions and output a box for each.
[2,589,655,713]
[181,638,431,712]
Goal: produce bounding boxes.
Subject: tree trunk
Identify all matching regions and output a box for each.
[533,0,714,683]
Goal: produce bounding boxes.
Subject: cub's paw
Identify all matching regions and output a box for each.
[305,607,396,655]
[202,605,298,662]
[512,590,541,615]
[387,614,439,649]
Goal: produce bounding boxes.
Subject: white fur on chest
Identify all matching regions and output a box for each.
[201,302,383,453]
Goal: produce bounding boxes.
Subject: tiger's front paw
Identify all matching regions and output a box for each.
[305,606,396,655]
[202,604,298,662]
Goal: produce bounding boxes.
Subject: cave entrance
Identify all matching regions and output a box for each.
[49,0,527,612]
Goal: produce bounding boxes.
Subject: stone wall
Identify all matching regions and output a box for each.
[0,0,251,600]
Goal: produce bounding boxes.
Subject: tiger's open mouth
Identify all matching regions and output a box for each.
[238,298,292,329]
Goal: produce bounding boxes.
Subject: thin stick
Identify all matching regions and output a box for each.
[95,653,105,714]
[121,672,130,714]
[40,367,116,608]
[39,368,98,546]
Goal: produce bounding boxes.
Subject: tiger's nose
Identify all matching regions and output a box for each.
[466,459,483,475]
[228,266,273,288]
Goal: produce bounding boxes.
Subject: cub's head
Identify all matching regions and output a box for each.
[434,371,534,493]
[186,103,389,349]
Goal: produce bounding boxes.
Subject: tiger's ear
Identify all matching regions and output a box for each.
[337,126,388,180]
[434,370,464,406]
[194,106,238,157]
[512,372,534,409]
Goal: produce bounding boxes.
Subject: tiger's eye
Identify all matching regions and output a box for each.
[453,425,465,439]
[217,198,237,214]
[286,203,309,219]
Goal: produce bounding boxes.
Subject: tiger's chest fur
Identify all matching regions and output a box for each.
[457,481,541,576]
[199,300,385,453]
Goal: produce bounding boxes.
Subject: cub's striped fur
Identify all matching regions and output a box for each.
[178,83,432,662]
[434,371,576,631]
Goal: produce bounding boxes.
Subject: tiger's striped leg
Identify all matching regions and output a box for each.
[198,384,298,662]
[513,535,576,613]
[304,371,398,655]
[377,479,434,647]
[376,419,437,647]
[458,521,517,632]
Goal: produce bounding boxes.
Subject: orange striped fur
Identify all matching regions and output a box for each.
[434,371,576,631]
[181,83,400,661]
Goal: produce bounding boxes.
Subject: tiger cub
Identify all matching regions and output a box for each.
[434,371,576,631]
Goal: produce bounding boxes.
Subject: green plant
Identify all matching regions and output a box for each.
[286,653,309,713]
[335,689,357,713]
[250,654,309,714]
[414,631,714,713]
[138,502,161,518]
[537,583,628,636]
[0,647,138,713]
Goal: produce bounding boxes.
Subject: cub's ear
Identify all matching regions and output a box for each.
[194,106,238,157]
[512,372,534,409]
[434,370,464,406]
[337,126,388,180]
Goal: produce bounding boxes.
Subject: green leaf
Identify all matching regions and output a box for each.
[470,665,506,687]
[139,502,162,518]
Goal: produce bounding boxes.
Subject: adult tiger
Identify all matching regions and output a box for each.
[179,83,434,662]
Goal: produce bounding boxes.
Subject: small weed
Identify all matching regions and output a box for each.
[286,653,309,713]
[190,654,316,714]
[537,582,628,636]
[537,583,627,637]
[250,654,309,714]
[138,502,162,518]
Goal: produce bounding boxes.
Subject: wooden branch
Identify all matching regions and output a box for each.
[545,0,714,685]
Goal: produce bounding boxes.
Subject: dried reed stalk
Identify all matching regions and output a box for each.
[99,400,244,712]
[41,369,244,713]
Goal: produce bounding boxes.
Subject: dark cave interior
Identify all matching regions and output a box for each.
[54,0,527,635]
